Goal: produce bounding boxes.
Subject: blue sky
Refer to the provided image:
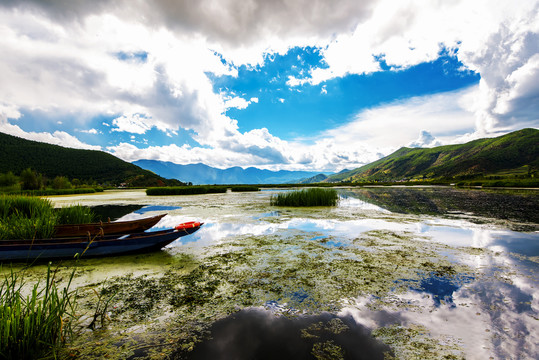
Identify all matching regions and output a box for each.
[0,0,537,172]
[218,48,480,140]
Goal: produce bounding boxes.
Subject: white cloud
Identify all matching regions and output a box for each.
[0,0,537,172]
[224,96,253,110]
[289,0,539,134]
[80,128,99,134]
[0,121,101,151]
[324,87,477,151]
[0,104,101,150]
[408,130,442,148]
[111,113,153,134]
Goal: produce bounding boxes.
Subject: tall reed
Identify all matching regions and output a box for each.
[55,205,96,225]
[230,185,260,192]
[147,185,227,195]
[0,195,96,240]
[0,264,77,359]
[270,188,339,207]
[0,195,56,240]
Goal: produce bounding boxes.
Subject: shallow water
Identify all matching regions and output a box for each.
[7,187,538,359]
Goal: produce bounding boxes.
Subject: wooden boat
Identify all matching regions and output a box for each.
[0,222,203,262]
[53,214,166,238]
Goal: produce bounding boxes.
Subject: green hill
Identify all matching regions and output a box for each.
[326,128,539,183]
[0,132,183,187]
[298,174,329,184]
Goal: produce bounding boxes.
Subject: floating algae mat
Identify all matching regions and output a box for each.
[7,187,537,359]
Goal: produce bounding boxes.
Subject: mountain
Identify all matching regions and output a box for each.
[133,160,332,185]
[0,132,183,187]
[297,174,328,184]
[326,128,539,183]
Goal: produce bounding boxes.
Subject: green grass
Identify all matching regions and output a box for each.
[0,264,77,360]
[147,186,228,195]
[270,188,339,207]
[55,205,96,225]
[0,195,97,240]
[230,185,260,192]
[0,196,56,240]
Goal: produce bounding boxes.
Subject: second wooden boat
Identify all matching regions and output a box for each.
[53,214,166,238]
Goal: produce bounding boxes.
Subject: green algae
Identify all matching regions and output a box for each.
[311,340,345,360]
[17,188,536,359]
[59,227,478,359]
[372,324,465,360]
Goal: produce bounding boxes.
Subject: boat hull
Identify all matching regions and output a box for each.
[0,226,201,262]
[53,214,166,238]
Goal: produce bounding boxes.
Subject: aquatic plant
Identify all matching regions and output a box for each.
[230,185,260,192]
[0,195,56,240]
[55,205,96,225]
[270,188,339,206]
[147,186,227,195]
[18,188,102,196]
[0,195,96,240]
[0,264,77,359]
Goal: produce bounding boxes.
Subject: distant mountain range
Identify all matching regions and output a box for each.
[0,132,182,187]
[133,160,332,185]
[2,127,536,187]
[326,128,538,183]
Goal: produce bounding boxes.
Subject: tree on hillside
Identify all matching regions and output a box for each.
[52,176,72,189]
[0,171,17,187]
[20,168,42,190]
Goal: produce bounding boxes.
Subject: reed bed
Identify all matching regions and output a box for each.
[147,185,228,195]
[230,185,260,192]
[0,265,77,359]
[55,205,96,225]
[0,196,56,240]
[0,195,96,240]
[270,188,339,207]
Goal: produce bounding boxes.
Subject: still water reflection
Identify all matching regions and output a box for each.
[45,187,537,359]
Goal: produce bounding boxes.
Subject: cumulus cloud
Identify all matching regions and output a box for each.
[324,87,477,151]
[80,128,99,134]
[0,116,101,151]
[408,131,442,148]
[111,114,153,134]
[224,96,255,110]
[289,0,539,133]
[0,0,537,172]
[458,10,539,132]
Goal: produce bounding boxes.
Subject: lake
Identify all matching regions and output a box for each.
[10,186,539,359]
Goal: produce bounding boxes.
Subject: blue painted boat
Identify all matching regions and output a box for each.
[0,222,202,262]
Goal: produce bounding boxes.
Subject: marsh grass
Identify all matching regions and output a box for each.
[147,186,228,195]
[271,188,339,207]
[0,264,77,360]
[55,205,96,225]
[0,196,56,240]
[230,185,260,192]
[0,195,96,240]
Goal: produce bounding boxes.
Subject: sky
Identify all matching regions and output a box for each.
[0,0,537,172]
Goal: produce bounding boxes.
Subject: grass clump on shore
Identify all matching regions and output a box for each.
[230,185,260,192]
[0,265,77,360]
[147,186,227,196]
[55,205,96,225]
[0,195,96,240]
[271,188,339,207]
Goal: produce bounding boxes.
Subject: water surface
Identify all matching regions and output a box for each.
[20,187,538,359]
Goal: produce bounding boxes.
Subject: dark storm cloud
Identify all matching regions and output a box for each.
[1,0,376,47]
